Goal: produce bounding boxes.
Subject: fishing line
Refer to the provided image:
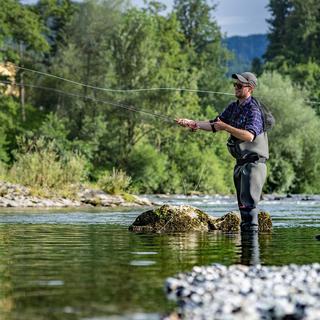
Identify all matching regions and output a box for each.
[0,80,175,124]
[15,66,320,105]
[14,65,234,96]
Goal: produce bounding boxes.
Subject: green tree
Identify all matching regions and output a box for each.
[34,0,76,59]
[264,0,293,64]
[265,0,320,114]
[0,0,49,61]
[173,0,231,110]
[256,72,320,193]
[251,57,264,77]
[104,7,200,170]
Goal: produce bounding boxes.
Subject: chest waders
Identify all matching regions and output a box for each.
[227,132,269,231]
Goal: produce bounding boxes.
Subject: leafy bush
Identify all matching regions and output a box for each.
[167,139,233,195]
[9,137,88,198]
[126,142,169,193]
[98,168,132,195]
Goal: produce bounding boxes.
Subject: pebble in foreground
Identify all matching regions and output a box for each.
[165,263,320,320]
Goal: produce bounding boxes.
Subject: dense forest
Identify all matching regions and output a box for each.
[0,0,320,196]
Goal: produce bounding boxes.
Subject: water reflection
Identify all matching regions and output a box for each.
[236,231,275,265]
[0,206,319,320]
[239,232,260,265]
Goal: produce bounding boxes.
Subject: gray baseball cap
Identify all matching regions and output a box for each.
[232,72,257,87]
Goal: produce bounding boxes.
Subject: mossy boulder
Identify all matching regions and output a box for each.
[213,212,241,232]
[129,205,215,232]
[258,211,273,232]
[129,205,272,233]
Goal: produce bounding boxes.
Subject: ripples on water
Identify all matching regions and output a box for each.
[0,195,319,320]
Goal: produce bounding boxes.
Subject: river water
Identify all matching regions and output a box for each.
[0,195,319,320]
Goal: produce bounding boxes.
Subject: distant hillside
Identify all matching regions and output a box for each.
[223,34,268,74]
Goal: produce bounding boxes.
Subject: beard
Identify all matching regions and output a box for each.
[235,91,245,99]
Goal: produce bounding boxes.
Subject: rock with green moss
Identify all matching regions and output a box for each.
[129,205,215,232]
[128,205,238,233]
[212,212,241,232]
[258,211,273,232]
[129,205,272,233]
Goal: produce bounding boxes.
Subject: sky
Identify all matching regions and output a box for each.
[132,0,271,36]
[21,0,271,37]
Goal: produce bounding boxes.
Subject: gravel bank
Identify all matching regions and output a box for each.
[165,263,320,320]
[0,181,152,208]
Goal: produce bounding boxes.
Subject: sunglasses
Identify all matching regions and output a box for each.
[233,82,250,89]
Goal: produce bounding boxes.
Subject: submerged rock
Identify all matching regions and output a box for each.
[129,205,272,233]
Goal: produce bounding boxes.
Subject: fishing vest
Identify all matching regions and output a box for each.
[227,132,269,160]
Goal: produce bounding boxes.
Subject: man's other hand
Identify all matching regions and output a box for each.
[213,117,228,131]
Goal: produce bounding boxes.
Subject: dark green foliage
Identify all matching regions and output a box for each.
[34,0,76,58]
[265,0,320,114]
[1,0,320,195]
[174,0,230,108]
[0,0,49,61]
[256,72,320,193]
[251,58,264,77]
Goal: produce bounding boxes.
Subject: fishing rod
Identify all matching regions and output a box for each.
[0,80,175,124]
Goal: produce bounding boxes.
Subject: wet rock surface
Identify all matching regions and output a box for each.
[129,205,217,233]
[0,181,152,208]
[129,205,272,233]
[165,263,320,320]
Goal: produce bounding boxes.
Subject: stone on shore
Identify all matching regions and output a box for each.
[129,205,272,233]
[165,263,320,320]
[0,181,152,208]
[78,188,152,207]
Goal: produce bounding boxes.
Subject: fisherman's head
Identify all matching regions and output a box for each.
[232,72,257,99]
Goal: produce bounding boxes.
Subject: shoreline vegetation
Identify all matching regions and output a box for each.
[0,136,317,209]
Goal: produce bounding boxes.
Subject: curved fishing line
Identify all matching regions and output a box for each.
[0,80,175,124]
[11,65,320,105]
[14,65,234,96]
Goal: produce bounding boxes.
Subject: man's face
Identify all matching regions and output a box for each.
[233,80,252,99]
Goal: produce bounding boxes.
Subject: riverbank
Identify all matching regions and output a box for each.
[165,263,320,320]
[0,181,152,208]
[1,180,319,210]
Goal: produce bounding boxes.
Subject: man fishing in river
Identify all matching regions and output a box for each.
[176,72,273,232]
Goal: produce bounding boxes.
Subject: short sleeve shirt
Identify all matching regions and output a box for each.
[217,96,264,138]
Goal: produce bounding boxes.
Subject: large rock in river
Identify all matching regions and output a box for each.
[128,205,272,233]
